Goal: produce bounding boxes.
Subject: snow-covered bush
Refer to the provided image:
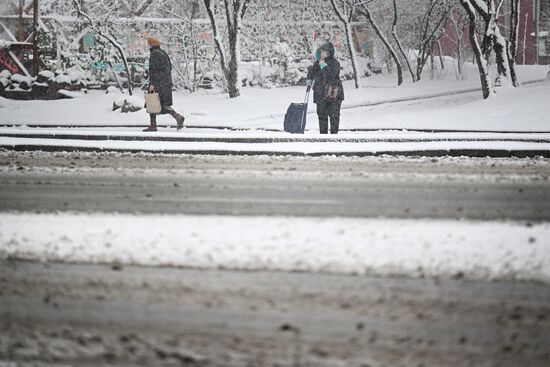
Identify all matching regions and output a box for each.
[112,94,143,113]
[106,86,122,94]
[265,42,309,86]
[54,74,72,85]
[10,74,33,88]
[38,70,55,81]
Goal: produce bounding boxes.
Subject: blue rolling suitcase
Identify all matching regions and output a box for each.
[284,89,310,134]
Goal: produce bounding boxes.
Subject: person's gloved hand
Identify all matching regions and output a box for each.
[148,85,155,93]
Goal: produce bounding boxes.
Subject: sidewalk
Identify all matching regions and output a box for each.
[1,65,549,157]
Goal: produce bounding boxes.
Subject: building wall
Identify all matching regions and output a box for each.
[439,0,549,65]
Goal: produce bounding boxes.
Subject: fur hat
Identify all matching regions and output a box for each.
[147,37,161,47]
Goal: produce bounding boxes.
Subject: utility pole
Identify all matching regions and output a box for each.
[32,0,40,76]
[535,0,540,64]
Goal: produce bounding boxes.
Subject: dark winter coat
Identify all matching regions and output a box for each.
[307,42,345,104]
[149,46,173,108]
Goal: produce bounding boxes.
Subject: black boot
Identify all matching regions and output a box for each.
[176,114,185,130]
[330,117,340,134]
[169,110,185,130]
[143,114,157,132]
[319,118,329,134]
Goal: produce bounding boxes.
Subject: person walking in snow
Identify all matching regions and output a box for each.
[143,37,185,132]
[306,42,344,134]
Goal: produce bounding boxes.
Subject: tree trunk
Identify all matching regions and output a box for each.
[227,29,241,98]
[204,0,246,98]
[343,19,361,88]
[437,40,444,70]
[508,0,521,87]
[391,0,416,82]
[18,0,25,42]
[32,0,39,76]
[521,12,527,65]
[460,0,492,99]
[471,0,513,87]
[450,11,465,79]
[330,0,361,88]
[357,4,403,86]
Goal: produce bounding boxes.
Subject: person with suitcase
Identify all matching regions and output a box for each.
[143,37,185,132]
[306,42,345,134]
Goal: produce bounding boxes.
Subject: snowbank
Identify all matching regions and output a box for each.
[1,213,548,282]
[1,136,548,156]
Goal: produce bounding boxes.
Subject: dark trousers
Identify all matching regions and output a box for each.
[316,99,342,134]
[150,106,178,121]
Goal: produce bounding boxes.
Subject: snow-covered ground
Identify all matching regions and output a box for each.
[1,65,549,155]
[1,212,548,283]
[1,65,548,132]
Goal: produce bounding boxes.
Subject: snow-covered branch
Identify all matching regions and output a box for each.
[330,0,361,88]
[459,0,492,99]
[355,0,403,86]
[72,0,133,95]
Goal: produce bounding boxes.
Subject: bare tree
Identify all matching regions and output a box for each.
[459,0,492,98]
[203,0,251,98]
[521,11,527,64]
[330,0,361,88]
[72,0,133,95]
[470,0,513,86]
[160,1,217,92]
[10,0,34,41]
[391,0,416,82]
[448,7,468,80]
[410,0,450,81]
[354,0,403,86]
[119,0,155,17]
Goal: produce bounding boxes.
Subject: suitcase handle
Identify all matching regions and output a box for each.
[300,89,310,132]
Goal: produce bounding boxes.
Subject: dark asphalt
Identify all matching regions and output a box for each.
[1,151,549,220]
[1,260,549,367]
[1,152,550,366]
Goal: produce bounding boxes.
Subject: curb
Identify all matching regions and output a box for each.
[1,132,549,144]
[2,144,549,158]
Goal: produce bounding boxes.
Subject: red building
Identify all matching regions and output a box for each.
[440,0,550,65]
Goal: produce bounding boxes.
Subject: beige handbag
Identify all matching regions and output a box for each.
[144,92,162,114]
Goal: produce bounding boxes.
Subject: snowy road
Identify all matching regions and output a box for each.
[1,260,549,367]
[2,152,550,366]
[1,150,549,220]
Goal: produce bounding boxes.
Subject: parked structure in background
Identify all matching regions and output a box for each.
[440,0,550,65]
